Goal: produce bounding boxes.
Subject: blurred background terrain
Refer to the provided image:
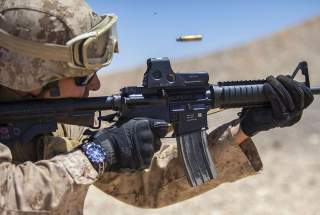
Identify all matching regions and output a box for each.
[85,16,320,215]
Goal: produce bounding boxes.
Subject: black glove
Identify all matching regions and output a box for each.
[240,75,314,137]
[92,118,170,170]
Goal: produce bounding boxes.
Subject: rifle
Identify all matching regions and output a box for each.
[0,58,319,187]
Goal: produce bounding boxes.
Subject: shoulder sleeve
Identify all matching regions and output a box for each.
[0,143,98,212]
[95,121,263,208]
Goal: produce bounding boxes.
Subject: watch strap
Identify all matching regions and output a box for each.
[80,142,107,176]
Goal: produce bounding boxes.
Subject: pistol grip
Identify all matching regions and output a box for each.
[176,130,217,187]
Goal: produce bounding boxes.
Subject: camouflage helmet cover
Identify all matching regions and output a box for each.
[0,0,105,91]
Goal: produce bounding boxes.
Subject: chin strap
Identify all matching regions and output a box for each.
[38,81,61,98]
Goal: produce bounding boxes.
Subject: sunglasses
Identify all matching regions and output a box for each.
[74,73,96,86]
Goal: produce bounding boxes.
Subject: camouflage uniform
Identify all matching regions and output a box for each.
[0,83,262,214]
[95,122,262,208]
[0,0,263,214]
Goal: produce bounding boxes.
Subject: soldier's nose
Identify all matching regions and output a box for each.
[87,74,101,91]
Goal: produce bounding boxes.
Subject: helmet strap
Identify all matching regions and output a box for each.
[40,81,61,97]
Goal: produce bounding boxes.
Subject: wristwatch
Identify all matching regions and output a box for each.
[80,141,107,176]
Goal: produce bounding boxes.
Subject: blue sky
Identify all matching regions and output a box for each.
[86,1,320,72]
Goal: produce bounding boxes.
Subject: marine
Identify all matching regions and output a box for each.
[0,0,313,214]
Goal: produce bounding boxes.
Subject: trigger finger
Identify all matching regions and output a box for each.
[149,119,172,137]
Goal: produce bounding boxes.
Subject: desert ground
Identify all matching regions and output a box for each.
[85,16,320,215]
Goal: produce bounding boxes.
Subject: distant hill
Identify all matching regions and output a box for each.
[95,16,320,95]
[86,16,320,215]
[94,15,320,137]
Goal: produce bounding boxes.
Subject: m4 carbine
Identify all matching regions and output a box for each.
[0,58,319,187]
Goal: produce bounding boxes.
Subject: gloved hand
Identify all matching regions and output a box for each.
[240,75,314,137]
[92,118,170,170]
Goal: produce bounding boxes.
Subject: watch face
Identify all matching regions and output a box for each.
[85,143,107,164]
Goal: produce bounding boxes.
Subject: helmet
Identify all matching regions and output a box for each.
[0,0,118,92]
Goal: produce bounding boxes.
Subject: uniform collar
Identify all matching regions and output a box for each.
[0,85,35,101]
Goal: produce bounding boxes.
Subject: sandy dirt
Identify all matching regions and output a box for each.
[85,16,320,215]
[85,103,320,215]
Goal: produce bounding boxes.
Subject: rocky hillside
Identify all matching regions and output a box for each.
[95,16,320,94]
[86,16,320,215]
